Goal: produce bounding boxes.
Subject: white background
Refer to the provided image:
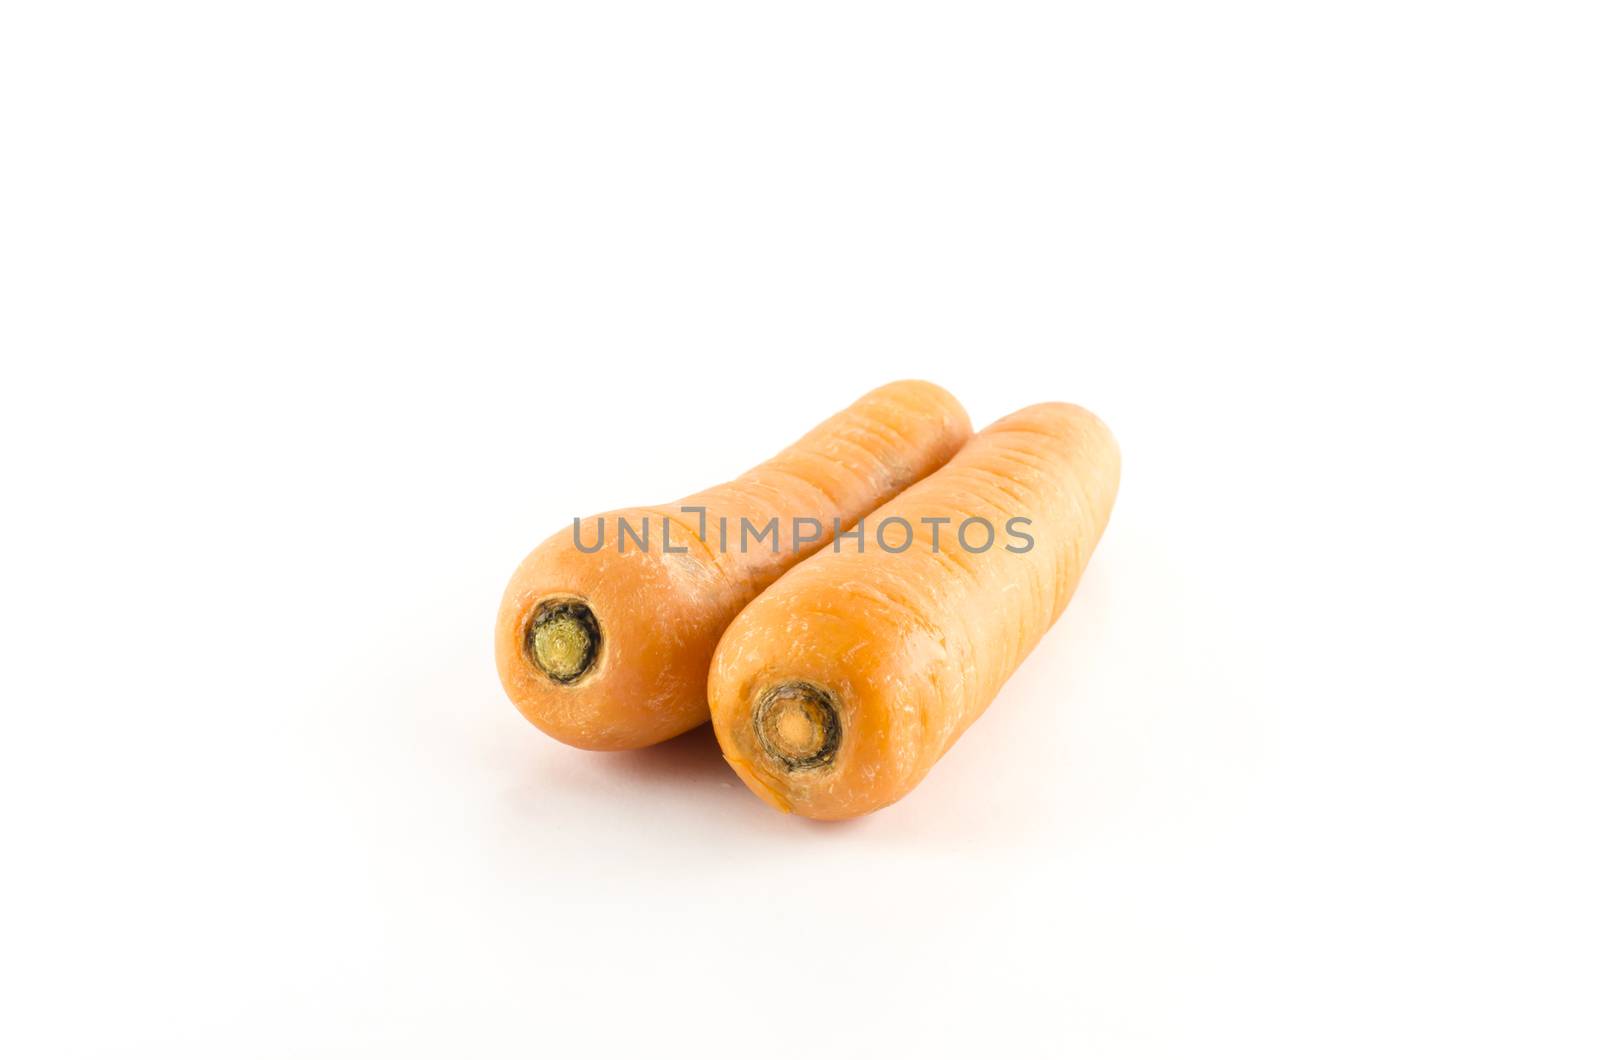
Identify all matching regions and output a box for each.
[3,2,1596,1057]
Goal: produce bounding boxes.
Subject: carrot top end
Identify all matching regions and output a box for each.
[753,682,841,772]
[526,599,600,683]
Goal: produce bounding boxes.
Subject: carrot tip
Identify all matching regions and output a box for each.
[753,682,840,771]
[526,599,600,683]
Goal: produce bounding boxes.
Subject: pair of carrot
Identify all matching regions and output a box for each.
[495,381,1120,819]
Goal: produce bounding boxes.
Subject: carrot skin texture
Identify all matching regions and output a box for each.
[495,381,971,751]
[708,402,1120,819]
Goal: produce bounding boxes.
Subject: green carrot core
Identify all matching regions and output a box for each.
[527,600,600,683]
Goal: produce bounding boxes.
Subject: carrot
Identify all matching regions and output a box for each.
[495,381,971,751]
[707,402,1119,819]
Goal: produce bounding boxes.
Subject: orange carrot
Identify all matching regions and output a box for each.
[495,381,971,750]
[708,402,1119,818]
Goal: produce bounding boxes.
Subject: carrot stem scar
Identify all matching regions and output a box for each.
[527,601,600,683]
[754,682,840,770]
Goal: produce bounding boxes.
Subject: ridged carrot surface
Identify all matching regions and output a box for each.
[495,381,971,751]
[708,402,1119,818]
